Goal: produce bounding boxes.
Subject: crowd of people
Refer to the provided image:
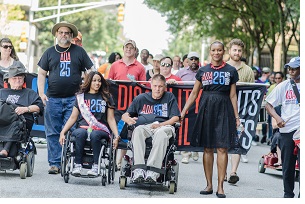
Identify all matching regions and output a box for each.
[0,20,300,198]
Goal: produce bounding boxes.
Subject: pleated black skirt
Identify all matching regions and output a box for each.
[190,91,237,149]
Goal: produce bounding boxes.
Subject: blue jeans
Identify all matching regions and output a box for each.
[72,128,109,164]
[45,96,75,168]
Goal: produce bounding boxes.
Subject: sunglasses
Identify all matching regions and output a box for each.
[2,45,13,49]
[57,31,72,35]
[161,62,172,68]
[189,57,199,61]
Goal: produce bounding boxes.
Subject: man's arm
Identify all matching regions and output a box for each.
[37,68,48,106]
[151,116,179,129]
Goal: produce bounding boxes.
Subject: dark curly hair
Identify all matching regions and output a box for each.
[78,71,114,108]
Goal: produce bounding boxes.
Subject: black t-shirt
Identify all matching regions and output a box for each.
[37,44,93,98]
[195,63,239,92]
[126,92,180,126]
[74,93,115,128]
[0,88,44,130]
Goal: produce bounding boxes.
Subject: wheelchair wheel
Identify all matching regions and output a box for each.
[102,176,106,186]
[26,151,35,177]
[19,162,27,179]
[61,135,70,177]
[172,162,179,192]
[119,176,127,189]
[107,144,116,184]
[258,157,266,173]
[169,181,175,194]
[64,174,69,183]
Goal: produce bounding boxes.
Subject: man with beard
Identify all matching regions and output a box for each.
[176,51,201,164]
[226,38,254,184]
[265,57,300,198]
[37,21,94,174]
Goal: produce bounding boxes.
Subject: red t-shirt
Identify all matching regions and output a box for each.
[108,59,146,81]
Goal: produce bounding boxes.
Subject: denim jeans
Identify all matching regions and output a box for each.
[72,128,109,164]
[45,96,76,168]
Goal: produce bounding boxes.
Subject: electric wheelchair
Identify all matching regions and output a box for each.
[60,128,116,186]
[118,123,180,194]
[0,100,38,179]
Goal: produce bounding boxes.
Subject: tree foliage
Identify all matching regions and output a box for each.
[144,0,300,70]
[34,0,123,53]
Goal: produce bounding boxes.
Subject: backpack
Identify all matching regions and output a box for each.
[0,99,27,142]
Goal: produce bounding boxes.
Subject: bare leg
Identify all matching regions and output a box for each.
[230,154,240,175]
[203,148,214,191]
[217,148,228,194]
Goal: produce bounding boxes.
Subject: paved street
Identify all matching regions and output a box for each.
[0,142,300,199]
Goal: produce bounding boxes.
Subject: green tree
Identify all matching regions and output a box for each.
[144,0,300,70]
[34,0,123,53]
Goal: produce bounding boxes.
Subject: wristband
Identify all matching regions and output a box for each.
[27,107,31,113]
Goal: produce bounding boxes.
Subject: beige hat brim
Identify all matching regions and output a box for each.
[52,21,78,37]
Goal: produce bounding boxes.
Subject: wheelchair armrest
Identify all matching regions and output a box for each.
[33,112,39,124]
[127,124,135,131]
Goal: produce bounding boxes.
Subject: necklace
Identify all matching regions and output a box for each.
[211,61,226,70]
[54,43,71,53]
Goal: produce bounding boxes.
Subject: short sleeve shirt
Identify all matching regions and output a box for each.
[74,93,116,127]
[37,44,93,98]
[126,92,180,126]
[195,63,239,92]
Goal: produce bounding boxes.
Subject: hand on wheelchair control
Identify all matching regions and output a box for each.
[14,107,28,115]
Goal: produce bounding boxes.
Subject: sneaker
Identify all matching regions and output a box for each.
[145,170,160,183]
[132,168,145,183]
[87,164,99,176]
[48,166,60,174]
[251,140,258,146]
[72,164,82,176]
[240,155,248,163]
[192,152,199,161]
[181,156,189,164]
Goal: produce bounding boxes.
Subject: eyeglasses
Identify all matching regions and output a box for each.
[1,45,13,49]
[57,31,72,35]
[189,57,199,61]
[160,62,171,68]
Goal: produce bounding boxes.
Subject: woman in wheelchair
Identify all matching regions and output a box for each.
[0,67,43,158]
[59,71,120,177]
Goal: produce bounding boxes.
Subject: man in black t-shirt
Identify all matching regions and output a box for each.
[37,21,94,174]
[122,74,180,183]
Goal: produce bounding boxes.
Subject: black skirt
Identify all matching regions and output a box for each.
[191,91,237,149]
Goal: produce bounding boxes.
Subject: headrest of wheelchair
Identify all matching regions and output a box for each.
[3,66,28,81]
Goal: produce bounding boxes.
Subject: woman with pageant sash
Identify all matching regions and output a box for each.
[59,71,120,177]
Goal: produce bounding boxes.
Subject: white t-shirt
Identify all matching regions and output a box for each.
[142,63,153,72]
[265,79,300,133]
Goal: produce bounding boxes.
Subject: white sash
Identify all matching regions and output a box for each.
[76,93,111,138]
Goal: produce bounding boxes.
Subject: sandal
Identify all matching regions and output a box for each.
[228,172,239,184]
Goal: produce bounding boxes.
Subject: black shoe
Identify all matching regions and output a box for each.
[228,173,239,184]
[48,166,60,174]
[200,189,213,195]
[216,192,226,198]
[261,135,267,144]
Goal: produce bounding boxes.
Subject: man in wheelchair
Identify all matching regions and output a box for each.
[0,67,43,158]
[121,74,180,183]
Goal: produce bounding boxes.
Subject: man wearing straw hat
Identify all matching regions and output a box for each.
[37,21,94,174]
